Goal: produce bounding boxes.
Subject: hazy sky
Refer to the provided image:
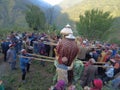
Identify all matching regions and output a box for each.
[43,0,63,5]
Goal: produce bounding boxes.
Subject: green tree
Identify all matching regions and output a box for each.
[77,9,114,40]
[25,5,46,30]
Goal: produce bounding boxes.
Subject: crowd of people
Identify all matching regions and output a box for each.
[76,38,120,90]
[0,29,120,90]
[0,31,58,84]
[51,27,120,90]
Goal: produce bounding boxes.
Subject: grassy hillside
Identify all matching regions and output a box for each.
[0,57,55,90]
[103,17,120,44]
[61,0,120,21]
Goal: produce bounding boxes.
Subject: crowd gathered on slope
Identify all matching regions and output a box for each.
[0,29,120,90]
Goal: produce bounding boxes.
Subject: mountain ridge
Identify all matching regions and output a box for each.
[0,0,120,43]
[0,0,52,28]
[60,0,120,21]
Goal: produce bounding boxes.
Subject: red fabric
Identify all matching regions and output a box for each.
[56,38,79,83]
[91,79,103,90]
[56,39,79,65]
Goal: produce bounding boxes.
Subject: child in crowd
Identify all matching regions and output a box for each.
[56,57,74,85]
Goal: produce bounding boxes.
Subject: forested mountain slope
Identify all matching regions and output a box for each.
[56,0,120,43]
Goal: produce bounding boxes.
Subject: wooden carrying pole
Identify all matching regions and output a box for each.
[21,53,105,65]
[18,55,107,68]
[18,55,54,63]
[27,53,105,64]
[27,53,55,60]
[82,61,105,65]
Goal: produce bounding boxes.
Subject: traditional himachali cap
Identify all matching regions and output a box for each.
[93,79,103,89]
[65,33,75,40]
[40,37,44,40]
[60,24,73,35]
[115,54,120,58]
[89,58,96,64]
[83,40,87,44]
[6,37,10,40]
[108,50,113,54]
[21,49,26,53]
[9,44,14,47]
[110,59,116,63]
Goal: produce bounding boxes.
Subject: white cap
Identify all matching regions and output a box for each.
[60,24,73,35]
[83,40,87,44]
[40,37,44,40]
[65,34,75,40]
[9,44,14,47]
[21,49,26,53]
[89,58,96,64]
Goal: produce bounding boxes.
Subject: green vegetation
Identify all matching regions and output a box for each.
[0,0,120,43]
[0,60,55,90]
[0,0,60,35]
[61,0,120,21]
[0,0,29,28]
[58,0,120,42]
[25,5,46,31]
[0,59,113,90]
[76,9,114,40]
[0,0,120,89]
